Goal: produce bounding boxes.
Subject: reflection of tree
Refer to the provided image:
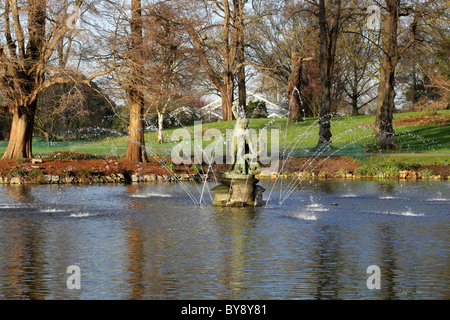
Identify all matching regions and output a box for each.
[313,225,342,299]
[123,216,145,299]
[4,185,35,203]
[211,206,257,299]
[0,185,48,299]
[124,184,176,299]
[377,181,395,194]
[376,223,397,300]
[124,185,260,299]
[313,180,342,194]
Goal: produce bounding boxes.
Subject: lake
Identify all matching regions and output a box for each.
[0,179,448,300]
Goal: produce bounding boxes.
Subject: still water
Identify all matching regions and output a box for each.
[0,179,448,300]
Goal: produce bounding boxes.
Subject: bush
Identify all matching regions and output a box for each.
[28,169,45,183]
[422,107,438,116]
[10,169,27,177]
[420,168,435,178]
[355,165,379,177]
[165,161,174,173]
[49,152,119,161]
[356,160,427,178]
[190,164,203,174]
[246,101,268,119]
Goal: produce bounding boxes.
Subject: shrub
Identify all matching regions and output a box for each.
[246,101,268,119]
[355,165,378,177]
[422,107,438,116]
[165,161,174,173]
[421,168,435,178]
[10,169,27,177]
[28,169,45,183]
[190,164,203,174]
[76,168,92,178]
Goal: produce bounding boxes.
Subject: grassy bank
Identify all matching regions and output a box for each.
[0,110,449,163]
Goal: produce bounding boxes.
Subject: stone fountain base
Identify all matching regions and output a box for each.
[211,173,265,207]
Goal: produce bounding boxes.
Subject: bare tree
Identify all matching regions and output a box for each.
[340,25,379,115]
[144,3,200,144]
[235,0,247,112]
[286,53,313,122]
[124,0,148,162]
[0,0,50,159]
[373,0,435,149]
[180,0,237,121]
[0,0,113,159]
[169,0,267,121]
[307,0,342,148]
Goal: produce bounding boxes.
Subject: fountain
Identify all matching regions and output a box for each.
[211,103,265,207]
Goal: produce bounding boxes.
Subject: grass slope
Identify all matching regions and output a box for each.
[0,111,449,165]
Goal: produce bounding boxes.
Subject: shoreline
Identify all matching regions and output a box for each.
[0,154,448,185]
[0,172,446,186]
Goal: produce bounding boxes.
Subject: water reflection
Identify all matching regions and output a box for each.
[1,185,47,299]
[0,181,448,300]
[314,225,342,299]
[211,206,258,299]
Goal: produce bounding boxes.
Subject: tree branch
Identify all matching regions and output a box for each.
[4,1,18,59]
[10,0,25,59]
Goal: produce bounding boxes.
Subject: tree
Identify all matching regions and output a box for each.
[172,0,266,121]
[104,0,201,152]
[143,3,200,144]
[286,53,313,122]
[0,0,50,159]
[264,0,343,143]
[373,0,434,149]
[35,79,115,141]
[0,0,112,159]
[235,0,247,113]
[340,22,379,115]
[248,1,320,117]
[400,0,449,110]
[310,0,342,148]
[177,0,237,121]
[125,0,148,162]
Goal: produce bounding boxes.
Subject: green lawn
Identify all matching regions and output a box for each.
[1,111,449,163]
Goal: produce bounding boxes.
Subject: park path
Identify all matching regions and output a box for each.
[366,153,450,157]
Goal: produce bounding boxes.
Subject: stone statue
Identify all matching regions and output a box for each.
[211,103,265,207]
[226,103,261,177]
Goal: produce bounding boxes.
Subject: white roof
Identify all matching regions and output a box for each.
[169,105,200,117]
[200,92,288,120]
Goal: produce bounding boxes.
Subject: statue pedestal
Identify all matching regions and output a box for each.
[211,174,265,207]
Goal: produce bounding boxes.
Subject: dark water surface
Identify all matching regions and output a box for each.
[0,180,448,300]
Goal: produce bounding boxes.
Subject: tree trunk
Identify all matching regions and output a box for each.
[317,87,333,147]
[221,75,234,121]
[374,63,396,149]
[351,93,359,116]
[126,90,148,162]
[373,0,399,149]
[125,0,148,162]
[237,50,246,113]
[235,0,246,113]
[1,1,46,160]
[287,53,303,123]
[2,102,37,159]
[157,112,164,144]
[316,0,341,148]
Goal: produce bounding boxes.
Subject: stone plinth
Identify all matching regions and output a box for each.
[211,174,265,207]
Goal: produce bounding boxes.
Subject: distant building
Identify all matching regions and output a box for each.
[200,92,289,122]
[169,105,201,120]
